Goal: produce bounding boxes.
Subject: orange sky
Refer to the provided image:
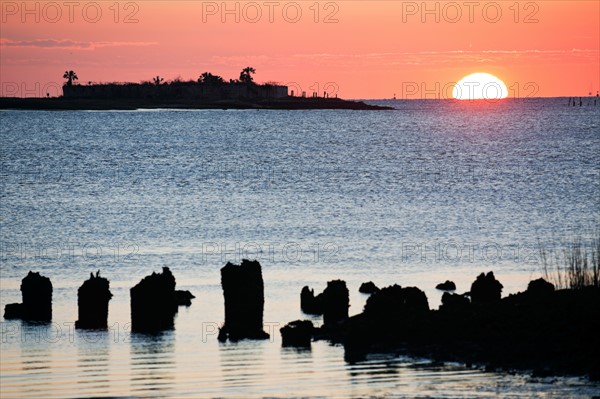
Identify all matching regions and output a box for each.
[1,1,599,98]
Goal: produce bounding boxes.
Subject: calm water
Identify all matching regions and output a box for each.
[1,98,599,398]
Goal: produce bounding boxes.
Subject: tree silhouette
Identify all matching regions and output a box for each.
[198,72,225,85]
[152,76,164,85]
[63,70,78,86]
[239,67,256,84]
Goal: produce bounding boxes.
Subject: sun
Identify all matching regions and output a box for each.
[452,72,508,100]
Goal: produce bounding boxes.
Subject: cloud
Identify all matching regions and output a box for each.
[0,38,157,50]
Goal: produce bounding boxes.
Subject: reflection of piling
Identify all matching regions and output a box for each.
[76,271,113,329]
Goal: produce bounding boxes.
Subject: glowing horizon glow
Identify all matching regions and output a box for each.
[453,73,509,100]
[0,2,598,98]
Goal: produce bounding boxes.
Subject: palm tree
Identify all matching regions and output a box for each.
[152,76,164,85]
[63,70,78,86]
[239,67,256,84]
[198,72,224,85]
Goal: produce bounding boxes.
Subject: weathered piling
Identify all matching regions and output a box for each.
[300,286,323,314]
[219,259,269,341]
[280,320,314,347]
[130,267,178,332]
[3,271,53,321]
[75,271,113,329]
[321,280,349,326]
[470,272,503,304]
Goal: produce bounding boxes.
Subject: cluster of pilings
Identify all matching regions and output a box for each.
[280,271,507,349]
[568,96,599,106]
[4,267,195,332]
[3,260,273,341]
[4,262,598,378]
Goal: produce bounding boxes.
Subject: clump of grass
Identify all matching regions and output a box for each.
[539,232,599,290]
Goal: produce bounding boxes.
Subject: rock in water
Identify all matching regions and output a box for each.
[470,272,503,304]
[300,286,323,314]
[76,271,113,329]
[175,290,195,306]
[220,259,269,341]
[3,303,24,319]
[441,292,470,312]
[3,271,52,321]
[130,267,178,332]
[322,280,349,326]
[359,281,379,294]
[436,280,457,291]
[527,278,555,298]
[280,320,314,347]
[299,280,349,328]
[364,285,429,319]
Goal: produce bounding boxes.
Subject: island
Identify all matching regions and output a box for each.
[0,67,392,111]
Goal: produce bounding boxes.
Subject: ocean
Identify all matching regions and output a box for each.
[1,98,599,398]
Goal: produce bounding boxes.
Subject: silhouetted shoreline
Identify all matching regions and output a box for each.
[5,265,598,381]
[0,97,393,111]
[290,271,600,380]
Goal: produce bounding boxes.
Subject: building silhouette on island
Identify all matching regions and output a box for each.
[63,80,288,101]
[62,68,288,101]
